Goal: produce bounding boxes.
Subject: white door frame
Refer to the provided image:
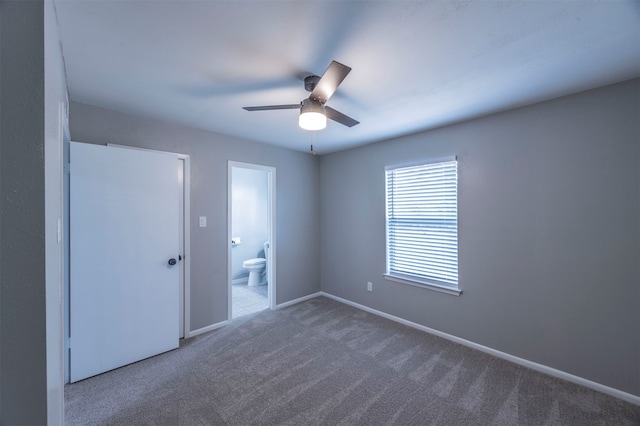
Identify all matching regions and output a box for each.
[228,161,276,319]
[107,144,191,339]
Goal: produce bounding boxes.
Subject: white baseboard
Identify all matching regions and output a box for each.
[232,278,248,285]
[276,292,323,310]
[320,292,640,406]
[186,320,230,338]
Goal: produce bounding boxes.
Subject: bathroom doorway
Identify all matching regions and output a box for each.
[228,161,276,319]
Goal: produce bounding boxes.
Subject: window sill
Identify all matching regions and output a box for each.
[383,274,462,296]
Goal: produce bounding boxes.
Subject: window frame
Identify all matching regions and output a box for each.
[383,157,461,296]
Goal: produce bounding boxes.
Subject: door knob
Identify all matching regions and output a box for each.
[168,258,177,266]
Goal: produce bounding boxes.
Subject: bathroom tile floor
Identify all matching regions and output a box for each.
[232,283,269,319]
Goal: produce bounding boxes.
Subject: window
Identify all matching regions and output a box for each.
[384,159,460,295]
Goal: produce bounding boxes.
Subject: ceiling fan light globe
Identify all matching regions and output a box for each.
[299,111,327,130]
[299,98,327,131]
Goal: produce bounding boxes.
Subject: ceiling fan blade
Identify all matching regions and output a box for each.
[325,106,359,127]
[243,104,300,111]
[310,61,351,103]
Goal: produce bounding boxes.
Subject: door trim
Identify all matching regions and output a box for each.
[107,144,191,339]
[228,161,277,320]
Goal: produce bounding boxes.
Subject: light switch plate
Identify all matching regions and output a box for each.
[199,216,207,227]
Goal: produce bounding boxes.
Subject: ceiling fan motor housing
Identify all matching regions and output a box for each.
[301,98,325,114]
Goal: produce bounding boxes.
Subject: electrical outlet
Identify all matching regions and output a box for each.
[367,281,373,292]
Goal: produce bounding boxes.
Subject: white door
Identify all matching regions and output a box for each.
[70,142,180,382]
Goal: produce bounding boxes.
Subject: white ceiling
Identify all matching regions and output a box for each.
[54,0,640,154]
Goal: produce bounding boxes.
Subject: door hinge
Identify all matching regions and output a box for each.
[64,163,71,174]
[65,337,71,349]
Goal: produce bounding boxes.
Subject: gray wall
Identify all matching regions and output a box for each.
[320,78,640,396]
[0,0,48,423]
[69,102,321,330]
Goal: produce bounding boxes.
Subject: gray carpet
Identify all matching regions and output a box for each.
[65,297,640,425]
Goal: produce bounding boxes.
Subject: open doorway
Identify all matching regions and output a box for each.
[228,161,276,319]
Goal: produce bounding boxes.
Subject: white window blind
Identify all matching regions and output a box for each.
[385,160,458,289]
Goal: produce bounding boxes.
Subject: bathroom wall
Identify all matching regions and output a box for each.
[70,102,321,330]
[320,78,640,396]
[231,167,269,281]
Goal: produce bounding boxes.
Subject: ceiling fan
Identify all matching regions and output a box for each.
[242,60,359,131]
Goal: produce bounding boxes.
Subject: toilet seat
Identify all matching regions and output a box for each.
[242,258,266,268]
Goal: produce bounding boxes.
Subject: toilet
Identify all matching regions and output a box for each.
[242,242,269,287]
